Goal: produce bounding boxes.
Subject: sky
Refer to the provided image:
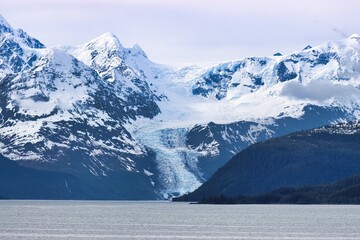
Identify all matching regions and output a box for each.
[1,0,360,65]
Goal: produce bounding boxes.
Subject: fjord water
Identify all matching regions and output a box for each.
[1,201,360,240]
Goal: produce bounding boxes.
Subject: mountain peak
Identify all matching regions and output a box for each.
[98,32,118,40]
[0,14,13,34]
[0,15,45,48]
[131,44,148,58]
[303,45,312,51]
[349,33,360,41]
[89,32,124,50]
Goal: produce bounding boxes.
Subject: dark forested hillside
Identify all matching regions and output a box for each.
[175,122,360,202]
[0,154,76,199]
[190,174,360,204]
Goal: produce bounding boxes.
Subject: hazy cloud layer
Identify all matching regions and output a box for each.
[1,0,360,65]
[281,80,360,103]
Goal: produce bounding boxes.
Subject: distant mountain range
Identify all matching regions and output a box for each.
[175,121,360,202]
[1,14,360,199]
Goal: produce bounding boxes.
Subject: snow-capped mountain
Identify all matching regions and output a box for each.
[191,34,360,100]
[0,15,162,199]
[1,14,360,199]
[58,32,164,119]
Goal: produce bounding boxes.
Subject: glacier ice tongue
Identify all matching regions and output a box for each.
[135,126,203,199]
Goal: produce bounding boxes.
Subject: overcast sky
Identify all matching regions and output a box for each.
[1,0,360,65]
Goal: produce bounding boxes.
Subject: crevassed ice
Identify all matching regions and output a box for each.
[136,127,203,199]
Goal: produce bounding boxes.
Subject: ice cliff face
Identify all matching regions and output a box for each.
[1,14,360,199]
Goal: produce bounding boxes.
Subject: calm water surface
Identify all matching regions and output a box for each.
[0,200,360,239]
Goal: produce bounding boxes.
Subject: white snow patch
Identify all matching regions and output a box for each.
[143,169,154,176]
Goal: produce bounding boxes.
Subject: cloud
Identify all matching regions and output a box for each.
[280,80,360,103]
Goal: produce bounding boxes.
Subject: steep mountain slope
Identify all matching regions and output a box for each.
[1,14,360,199]
[175,121,360,201]
[0,15,160,199]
